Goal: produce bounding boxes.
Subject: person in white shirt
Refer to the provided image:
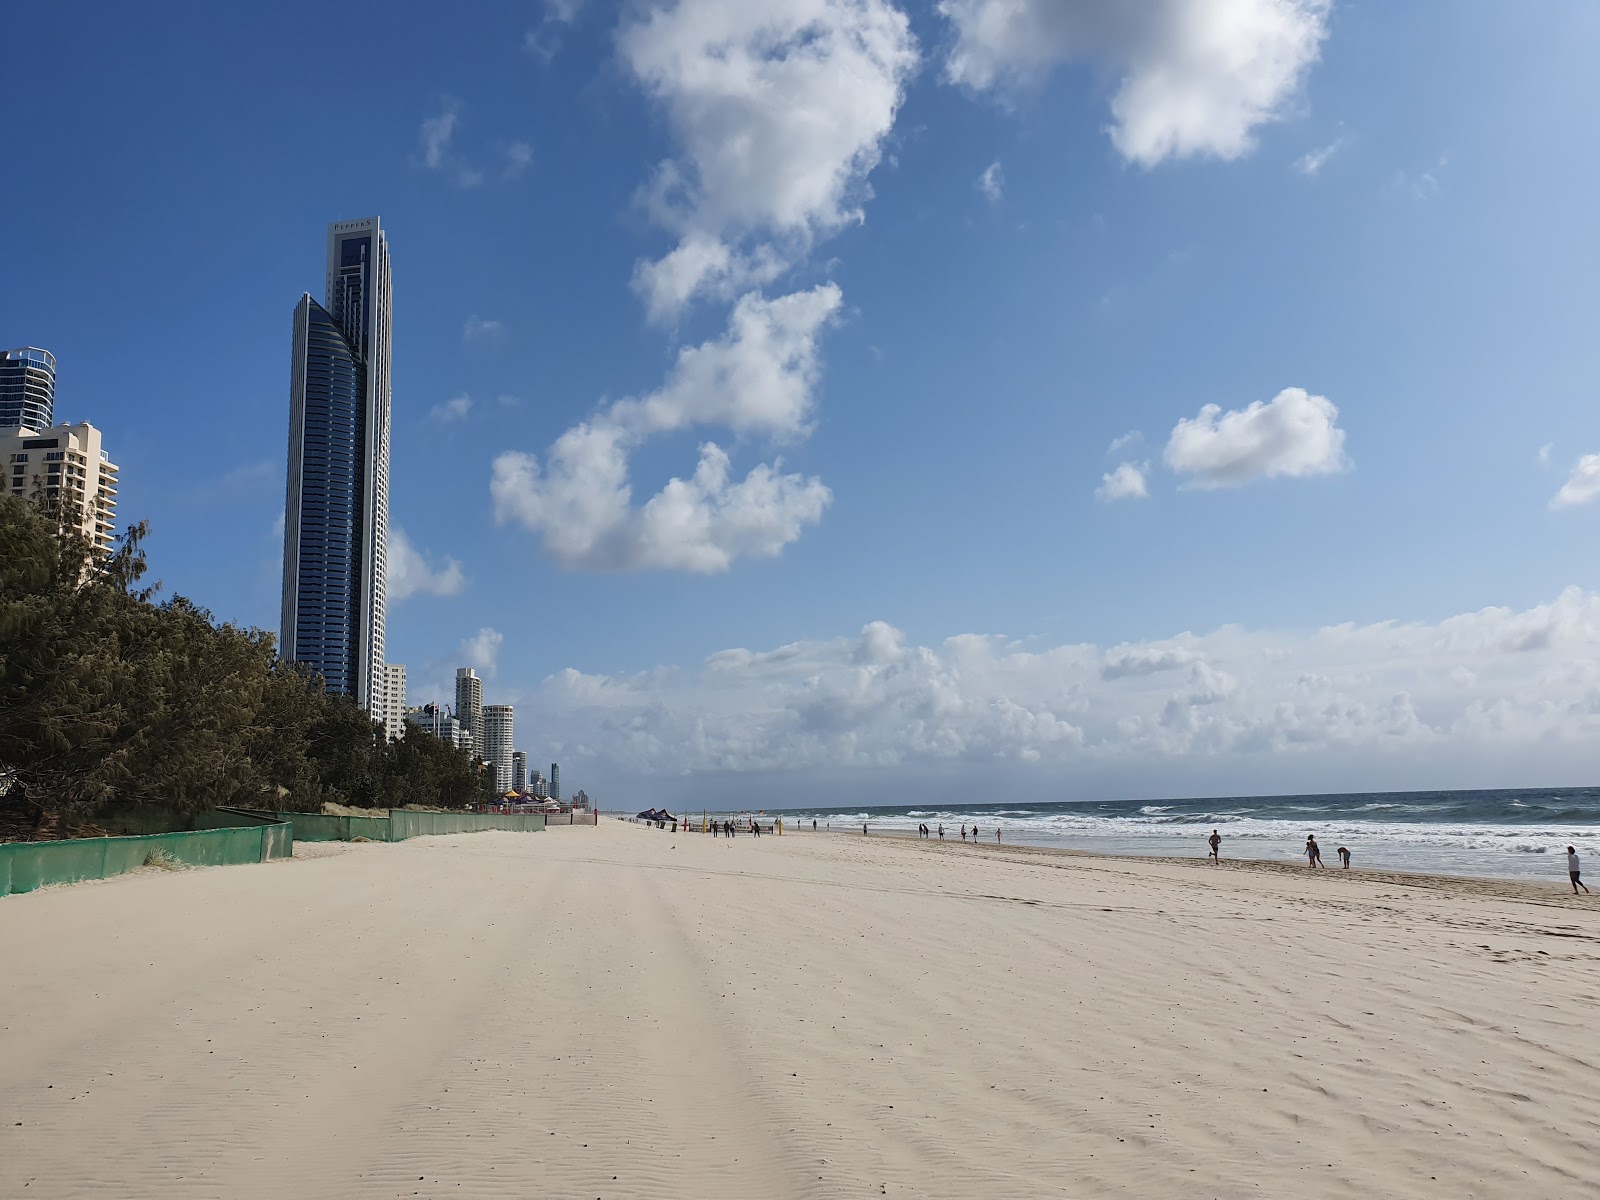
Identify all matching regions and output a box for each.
[1567,846,1589,895]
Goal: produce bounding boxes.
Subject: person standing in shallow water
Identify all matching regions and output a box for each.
[1207,829,1222,864]
[1337,846,1351,869]
[1305,836,1323,867]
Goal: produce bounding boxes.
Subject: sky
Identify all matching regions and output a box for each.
[5,0,1600,808]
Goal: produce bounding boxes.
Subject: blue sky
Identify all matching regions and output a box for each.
[6,1,1600,805]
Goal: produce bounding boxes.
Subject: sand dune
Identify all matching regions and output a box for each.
[2,820,1597,1198]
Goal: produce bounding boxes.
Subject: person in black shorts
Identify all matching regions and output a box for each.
[1305,835,1323,867]
[1207,829,1221,864]
[1569,846,1590,894]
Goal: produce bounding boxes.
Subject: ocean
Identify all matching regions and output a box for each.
[773,788,1600,882]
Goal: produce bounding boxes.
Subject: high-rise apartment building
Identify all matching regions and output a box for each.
[483,706,514,795]
[512,751,527,794]
[2,421,118,557]
[454,668,483,748]
[405,703,471,751]
[281,218,393,709]
[0,347,55,431]
[550,763,560,802]
[377,663,406,741]
[529,770,547,799]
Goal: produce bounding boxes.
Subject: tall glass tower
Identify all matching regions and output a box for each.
[0,347,56,430]
[281,218,392,709]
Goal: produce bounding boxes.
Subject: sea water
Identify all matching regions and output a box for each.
[778,788,1600,882]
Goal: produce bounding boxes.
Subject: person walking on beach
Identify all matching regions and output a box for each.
[996,827,1001,844]
[1207,829,1221,864]
[1337,846,1351,869]
[960,825,967,842]
[971,825,979,843]
[863,823,868,836]
[938,823,945,841]
[813,818,818,832]
[1305,835,1323,867]
[1569,846,1590,894]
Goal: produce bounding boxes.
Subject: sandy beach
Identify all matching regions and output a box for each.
[2,820,1597,1199]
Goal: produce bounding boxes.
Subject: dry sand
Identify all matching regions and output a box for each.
[2,820,1597,1199]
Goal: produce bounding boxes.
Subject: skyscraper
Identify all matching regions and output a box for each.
[512,751,527,794]
[550,763,560,802]
[280,218,392,709]
[0,347,56,431]
[454,667,483,748]
[483,705,514,796]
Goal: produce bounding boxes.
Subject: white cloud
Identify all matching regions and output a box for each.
[492,285,841,572]
[417,99,461,170]
[544,0,584,21]
[503,141,533,178]
[1096,461,1149,502]
[1537,443,1553,468]
[939,0,1332,167]
[1164,387,1348,488]
[1293,136,1342,176]
[388,528,467,601]
[1107,430,1142,455]
[516,588,1600,793]
[617,0,919,318]
[1551,454,1600,510]
[459,627,505,677]
[430,392,473,423]
[977,160,1004,202]
[463,315,505,345]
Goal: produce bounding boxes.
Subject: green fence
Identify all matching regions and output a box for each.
[266,812,395,843]
[252,809,544,842]
[0,821,293,898]
[389,810,544,839]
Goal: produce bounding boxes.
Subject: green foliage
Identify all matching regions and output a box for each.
[0,496,492,836]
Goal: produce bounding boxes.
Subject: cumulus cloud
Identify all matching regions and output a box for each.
[459,627,505,677]
[1164,387,1348,488]
[939,0,1332,167]
[463,316,505,345]
[517,587,1600,794]
[1096,461,1149,502]
[387,528,466,601]
[977,160,1004,202]
[492,285,840,572]
[618,0,919,319]
[1550,454,1600,510]
[430,393,473,423]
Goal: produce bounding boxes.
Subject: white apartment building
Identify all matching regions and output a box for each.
[2,421,118,557]
[377,664,406,741]
[482,705,514,795]
[454,668,483,746]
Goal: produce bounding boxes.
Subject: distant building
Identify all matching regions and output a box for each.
[405,703,472,752]
[571,789,589,811]
[528,770,548,799]
[512,751,527,793]
[2,421,119,559]
[550,762,560,802]
[377,664,406,741]
[0,347,55,431]
[280,217,392,711]
[454,668,483,746]
[483,705,514,795]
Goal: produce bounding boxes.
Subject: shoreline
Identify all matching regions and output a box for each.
[704,822,1595,900]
